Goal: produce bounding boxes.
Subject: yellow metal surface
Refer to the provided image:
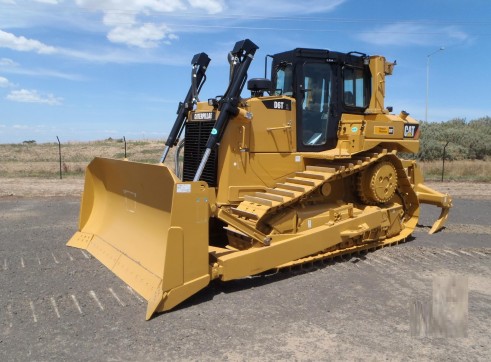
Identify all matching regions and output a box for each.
[366,56,388,114]
[414,182,452,234]
[247,97,296,153]
[67,157,211,319]
[407,161,453,234]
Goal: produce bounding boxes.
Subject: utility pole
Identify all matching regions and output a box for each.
[426,47,445,123]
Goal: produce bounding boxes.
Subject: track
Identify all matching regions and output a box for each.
[0,197,490,360]
[229,149,411,232]
[221,149,420,270]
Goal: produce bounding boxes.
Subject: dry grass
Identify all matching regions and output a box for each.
[0,140,489,182]
[0,139,175,178]
[419,159,491,182]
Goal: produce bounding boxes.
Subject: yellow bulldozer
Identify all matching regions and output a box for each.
[67,39,452,320]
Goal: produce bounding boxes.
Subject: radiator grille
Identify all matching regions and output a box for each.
[182,120,218,186]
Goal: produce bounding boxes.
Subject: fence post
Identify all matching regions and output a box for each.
[56,136,62,180]
[441,141,450,182]
[123,136,127,159]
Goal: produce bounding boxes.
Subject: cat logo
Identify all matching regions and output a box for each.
[403,124,418,138]
[192,112,215,121]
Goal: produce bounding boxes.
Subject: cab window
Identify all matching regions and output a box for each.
[274,65,293,96]
[343,66,367,108]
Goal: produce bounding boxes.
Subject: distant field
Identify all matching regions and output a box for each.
[0,139,174,178]
[0,140,489,182]
[419,159,491,182]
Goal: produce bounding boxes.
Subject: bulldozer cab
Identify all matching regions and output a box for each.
[271,49,371,152]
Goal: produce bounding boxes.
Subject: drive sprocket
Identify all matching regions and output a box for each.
[357,161,398,205]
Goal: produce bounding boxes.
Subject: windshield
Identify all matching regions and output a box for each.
[301,62,332,146]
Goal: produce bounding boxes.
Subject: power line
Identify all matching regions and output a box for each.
[1,4,490,37]
[1,4,491,26]
[153,23,491,37]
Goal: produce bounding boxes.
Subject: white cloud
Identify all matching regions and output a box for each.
[0,30,157,65]
[12,124,28,129]
[73,0,231,48]
[0,58,19,67]
[55,46,186,64]
[0,57,83,80]
[6,89,63,105]
[2,66,86,81]
[33,0,62,4]
[188,0,225,14]
[0,38,179,65]
[102,11,137,27]
[0,76,12,87]
[0,29,57,54]
[0,0,347,58]
[108,23,175,48]
[357,23,469,47]
[239,0,344,16]
[76,0,186,48]
[75,0,186,13]
[75,0,187,48]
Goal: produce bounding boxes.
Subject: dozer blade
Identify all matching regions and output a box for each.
[67,157,211,320]
[414,183,452,234]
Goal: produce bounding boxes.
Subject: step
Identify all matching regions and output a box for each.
[255,192,285,202]
[353,156,371,163]
[276,183,308,192]
[285,177,317,187]
[231,207,259,220]
[295,171,328,180]
[265,188,296,198]
[243,195,275,207]
[306,165,337,173]
[334,162,355,169]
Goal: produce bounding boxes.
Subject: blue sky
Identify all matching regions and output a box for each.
[0,0,490,144]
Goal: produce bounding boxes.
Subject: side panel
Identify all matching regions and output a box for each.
[247,97,297,153]
[336,113,420,154]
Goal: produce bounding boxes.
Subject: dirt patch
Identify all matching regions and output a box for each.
[0,178,84,197]
[426,181,491,200]
[1,177,489,200]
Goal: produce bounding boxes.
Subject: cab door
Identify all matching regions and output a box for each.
[296,61,338,152]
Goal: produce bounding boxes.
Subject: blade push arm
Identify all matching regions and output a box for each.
[160,52,211,163]
[193,39,258,181]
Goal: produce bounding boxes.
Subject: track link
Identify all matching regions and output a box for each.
[275,227,411,271]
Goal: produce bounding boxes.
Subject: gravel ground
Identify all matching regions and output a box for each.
[0,181,490,361]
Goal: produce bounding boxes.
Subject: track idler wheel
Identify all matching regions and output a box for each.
[358,161,398,205]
